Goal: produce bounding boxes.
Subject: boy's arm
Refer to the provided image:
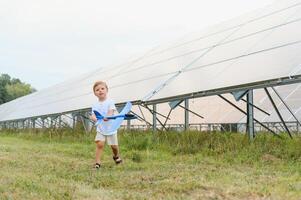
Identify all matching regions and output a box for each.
[90,113,97,122]
[107,109,115,116]
[104,109,115,121]
[104,100,117,120]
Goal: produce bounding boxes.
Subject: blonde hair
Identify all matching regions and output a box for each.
[93,81,108,92]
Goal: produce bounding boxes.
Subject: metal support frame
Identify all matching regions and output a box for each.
[138,105,149,128]
[144,75,301,105]
[271,87,301,127]
[50,116,54,128]
[1,76,301,135]
[264,88,293,138]
[58,116,62,128]
[130,110,154,129]
[42,118,45,129]
[127,119,131,131]
[152,104,157,132]
[246,90,255,140]
[34,118,44,128]
[184,99,189,131]
[61,113,78,128]
[241,98,270,116]
[162,99,205,131]
[178,104,204,119]
[32,118,36,129]
[72,113,76,129]
[162,109,173,130]
[140,104,170,120]
[79,111,91,133]
[218,94,281,138]
[144,104,167,131]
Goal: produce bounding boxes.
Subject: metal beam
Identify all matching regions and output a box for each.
[178,105,204,119]
[138,104,149,127]
[143,75,301,105]
[129,111,154,129]
[264,88,293,138]
[140,104,171,120]
[241,98,270,116]
[162,109,173,130]
[2,76,301,131]
[271,87,301,127]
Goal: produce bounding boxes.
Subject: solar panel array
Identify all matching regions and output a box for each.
[0,0,301,122]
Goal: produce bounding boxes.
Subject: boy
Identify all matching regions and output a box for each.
[90,81,122,169]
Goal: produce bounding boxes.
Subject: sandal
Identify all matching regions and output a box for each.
[113,156,122,164]
[94,163,101,169]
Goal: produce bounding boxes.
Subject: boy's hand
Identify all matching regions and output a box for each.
[104,109,114,121]
[90,114,97,122]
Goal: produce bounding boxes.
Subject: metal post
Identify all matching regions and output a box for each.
[127,119,131,131]
[247,90,255,140]
[42,118,45,129]
[58,115,62,128]
[80,113,89,133]
[50,117,53,128]
[152,104,157,132]
[184,99,189,131]
[72,114,76,129]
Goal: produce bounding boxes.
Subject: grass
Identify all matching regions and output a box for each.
[0,129,300,199]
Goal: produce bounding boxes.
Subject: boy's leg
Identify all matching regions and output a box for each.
[108,134,122,164]
[111,145,122,164]
[95,140,105,164]
[110,145,119,157]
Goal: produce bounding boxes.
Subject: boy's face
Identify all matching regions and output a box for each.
[94,84,108,100]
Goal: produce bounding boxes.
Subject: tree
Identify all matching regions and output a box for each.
[0,74,11,104]
[0,86,8,104]
[0,74,11,86]
[0,74,36,104]
[5,83,34,101]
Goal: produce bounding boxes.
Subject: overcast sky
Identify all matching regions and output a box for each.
[0,0,273,90]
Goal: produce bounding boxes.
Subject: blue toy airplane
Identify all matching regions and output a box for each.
[92,101,136,135]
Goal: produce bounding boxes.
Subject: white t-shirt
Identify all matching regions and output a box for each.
[92,98,117,135]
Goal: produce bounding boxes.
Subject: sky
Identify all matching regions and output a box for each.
[0,0,274,90]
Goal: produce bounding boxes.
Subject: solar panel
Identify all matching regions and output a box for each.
[1,0,301,122]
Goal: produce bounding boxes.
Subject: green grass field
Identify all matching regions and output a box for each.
[0,129,300,200]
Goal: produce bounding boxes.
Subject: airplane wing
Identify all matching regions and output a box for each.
[95,102,133,135]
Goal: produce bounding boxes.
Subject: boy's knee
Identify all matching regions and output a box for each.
[96,141,104,149]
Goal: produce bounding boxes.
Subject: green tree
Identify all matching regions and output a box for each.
[5,83,34,101]
[0,86,8,104]
[0,74,11,104]
[0,74,11,86]
[0,74,36,104]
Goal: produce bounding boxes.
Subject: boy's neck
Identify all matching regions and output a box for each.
[98,97,107,102]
